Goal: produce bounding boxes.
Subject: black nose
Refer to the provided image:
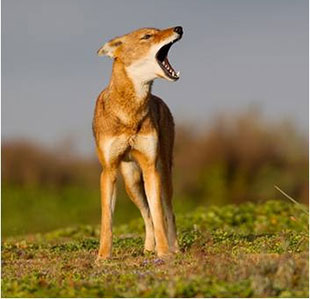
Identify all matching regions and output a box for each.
[174,26,183,35]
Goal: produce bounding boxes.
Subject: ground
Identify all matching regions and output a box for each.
[2,200,309,298]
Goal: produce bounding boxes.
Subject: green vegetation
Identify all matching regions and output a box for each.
[2,184,196,237]
[2,200,308,298]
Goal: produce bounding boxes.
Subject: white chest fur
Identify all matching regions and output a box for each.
[100,133,158,166]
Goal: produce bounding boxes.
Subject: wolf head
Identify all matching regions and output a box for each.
[97,26,183,82]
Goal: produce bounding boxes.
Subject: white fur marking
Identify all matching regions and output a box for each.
[126,61,156,99]
[101,135,128,164]
[133,133,158,161]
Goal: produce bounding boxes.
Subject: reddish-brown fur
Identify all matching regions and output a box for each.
[93,27,182,260]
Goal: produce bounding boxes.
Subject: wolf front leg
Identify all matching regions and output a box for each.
[97,168,117,260]
[132,150,170,257]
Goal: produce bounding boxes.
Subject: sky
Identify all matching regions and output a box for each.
[2,0,308,155]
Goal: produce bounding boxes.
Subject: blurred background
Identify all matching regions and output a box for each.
[2,0,308,237]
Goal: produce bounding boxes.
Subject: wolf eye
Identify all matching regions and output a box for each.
[141,34,152,40]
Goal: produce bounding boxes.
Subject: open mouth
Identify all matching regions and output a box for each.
[156,38,181,80]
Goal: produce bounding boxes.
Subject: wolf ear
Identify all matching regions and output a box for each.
[97,38,123,58]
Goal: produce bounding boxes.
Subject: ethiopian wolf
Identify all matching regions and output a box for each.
[93,26,183,260]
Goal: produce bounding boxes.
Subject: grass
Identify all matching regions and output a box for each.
[2,200,309,298]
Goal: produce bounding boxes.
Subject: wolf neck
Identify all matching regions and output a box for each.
[110,59,153,102]
[107,60,152,126]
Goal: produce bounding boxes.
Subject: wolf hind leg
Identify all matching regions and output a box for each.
[121,161,155,252]
[161,166,179,253]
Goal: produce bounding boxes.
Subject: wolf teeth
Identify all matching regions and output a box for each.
[162,60,179,78]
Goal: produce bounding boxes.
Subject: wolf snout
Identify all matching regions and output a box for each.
[173,26,183,36]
